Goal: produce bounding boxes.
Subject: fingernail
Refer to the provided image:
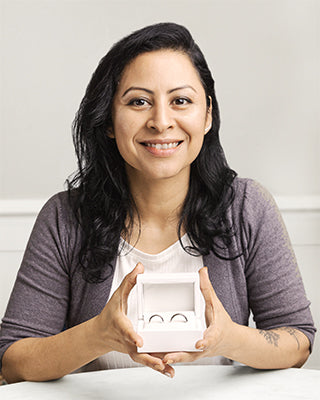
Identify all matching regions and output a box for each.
[164,372,172,378]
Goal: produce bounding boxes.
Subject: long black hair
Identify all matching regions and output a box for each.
[68,22,237,283]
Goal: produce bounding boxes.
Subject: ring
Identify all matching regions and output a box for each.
[148,314,164,323]
[170,313,188,323]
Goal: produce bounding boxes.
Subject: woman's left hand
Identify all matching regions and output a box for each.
[162,267,237,366]
[162,267,310,370]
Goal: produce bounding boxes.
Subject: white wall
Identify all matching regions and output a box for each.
[0,0,319,198]
[0,0,319,369]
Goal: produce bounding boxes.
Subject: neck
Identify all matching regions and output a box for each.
[127,171,190,228]
[123,167,190,253]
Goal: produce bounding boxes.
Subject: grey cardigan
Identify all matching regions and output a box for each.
[0,178,316,371]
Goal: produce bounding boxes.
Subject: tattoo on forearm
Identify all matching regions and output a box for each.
[277,327,301,350]
[259,330,280,347]
[259,327,300,350]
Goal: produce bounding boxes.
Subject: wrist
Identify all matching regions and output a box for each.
[88,315,113,356]
[220,322,247,361]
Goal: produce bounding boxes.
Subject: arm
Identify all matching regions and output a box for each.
[2,317,103,383]
[163,268,310,369]
[199,267,310,369]
[0,194,172,382]
[2,263,173,383]
[163,181,315,370]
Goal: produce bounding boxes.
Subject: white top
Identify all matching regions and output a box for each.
[96,235,231,370]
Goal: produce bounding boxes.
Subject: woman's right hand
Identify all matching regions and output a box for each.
[95,263,174,377]
[1,263,173,383]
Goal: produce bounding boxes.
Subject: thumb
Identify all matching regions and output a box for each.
[199,267,216,326]
[122,317,144,348]
[119,262,144,310]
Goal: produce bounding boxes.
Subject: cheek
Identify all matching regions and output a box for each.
[181,107,208,131]
[182,111,206,156]
[113,114,141,161]
[113,111,143,139]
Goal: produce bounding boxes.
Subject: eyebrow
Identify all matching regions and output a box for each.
[121,85,197,97]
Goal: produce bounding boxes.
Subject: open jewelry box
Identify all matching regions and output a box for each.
[136,273,205,353]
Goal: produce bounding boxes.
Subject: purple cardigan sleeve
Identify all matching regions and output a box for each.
[0,193,74,371]
[241,180,316,346]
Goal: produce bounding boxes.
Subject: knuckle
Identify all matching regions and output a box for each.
[130,352,146,366]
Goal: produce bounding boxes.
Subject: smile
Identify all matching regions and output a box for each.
[144,142,180,150]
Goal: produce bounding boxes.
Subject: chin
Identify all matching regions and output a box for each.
[145,167,189,182]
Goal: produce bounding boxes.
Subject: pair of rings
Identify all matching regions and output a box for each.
[148,313,188,323]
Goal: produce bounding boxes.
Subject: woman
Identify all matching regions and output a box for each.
[0,23,315,383]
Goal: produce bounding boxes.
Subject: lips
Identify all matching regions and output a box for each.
[140,140,183,156]
[141,140,182,150]
[145,142,179,150]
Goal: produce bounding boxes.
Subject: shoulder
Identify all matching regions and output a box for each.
[232,177,273,201]
[37,190,77,223]
[232,177,277,212]
[40,190,72,211]
[229,178,289,262]
[27,190,82,276]
[32,190,80,246]
[229,177,283,235]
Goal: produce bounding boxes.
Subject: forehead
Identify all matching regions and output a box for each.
[118,50,204,90]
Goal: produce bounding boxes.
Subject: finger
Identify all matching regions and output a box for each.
[131,352,166,373]
[195,338,209,350]
[147,353,176,378]
[137,353,175,378]
[119,263,144,309]
[163,351,201,365]
[163,363,175,378]
[148,352,166,359]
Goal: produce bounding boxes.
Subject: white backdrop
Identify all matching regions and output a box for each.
[0,0,319,369]
[0,0,319,198]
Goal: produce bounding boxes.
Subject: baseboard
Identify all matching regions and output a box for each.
[0,199,47,216]
[1,195,320,216]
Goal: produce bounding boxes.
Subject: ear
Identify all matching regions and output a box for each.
[106,126,115,138]
[204,96,212,135]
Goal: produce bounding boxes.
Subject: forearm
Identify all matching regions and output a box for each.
[225,324,310,369]
[2,316,109,383]
[2,264,171,383]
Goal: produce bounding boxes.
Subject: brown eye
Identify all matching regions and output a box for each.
[128,98,149,107]
[173,97,191,106]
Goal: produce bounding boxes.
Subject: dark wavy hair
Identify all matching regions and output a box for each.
[68,22,237,283]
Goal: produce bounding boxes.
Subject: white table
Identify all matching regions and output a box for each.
[0,365,319,399]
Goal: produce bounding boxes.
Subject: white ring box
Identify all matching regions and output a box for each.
[136,273,205,353]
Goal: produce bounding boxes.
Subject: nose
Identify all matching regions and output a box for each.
[146,102,174,133]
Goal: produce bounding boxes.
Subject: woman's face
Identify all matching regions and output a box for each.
[111,50,212,184]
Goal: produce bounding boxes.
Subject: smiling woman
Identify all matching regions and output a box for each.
[0,22,315,384]
[111,50,211,184]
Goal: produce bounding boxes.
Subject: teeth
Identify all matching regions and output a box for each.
[145,142,179,149]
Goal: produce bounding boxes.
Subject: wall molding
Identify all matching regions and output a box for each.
[275,196,320,212]
[1,196,320,216]
[0,199,47,216]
